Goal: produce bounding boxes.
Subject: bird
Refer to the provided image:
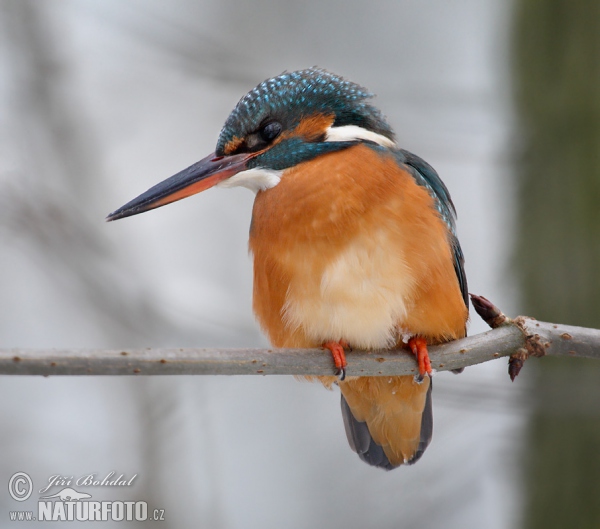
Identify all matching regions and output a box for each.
[107,68,469,470]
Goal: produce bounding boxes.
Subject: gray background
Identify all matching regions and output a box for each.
[0,1,523,527]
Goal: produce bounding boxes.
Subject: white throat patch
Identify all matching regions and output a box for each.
[325,125,396,148]
[216,167,283,193]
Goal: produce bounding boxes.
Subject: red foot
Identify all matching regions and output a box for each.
[323,341,349,380]
[408,336,432,379]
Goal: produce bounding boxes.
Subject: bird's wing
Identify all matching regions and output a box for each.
[395,149,469,307]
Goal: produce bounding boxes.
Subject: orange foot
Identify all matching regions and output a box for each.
[323,341,349,380]
[408,336,432,381]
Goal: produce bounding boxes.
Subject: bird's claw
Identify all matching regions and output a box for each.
[408,336,432,378]
[323,341,349,380]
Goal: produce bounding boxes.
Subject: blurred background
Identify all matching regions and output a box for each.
[0,0,597,527]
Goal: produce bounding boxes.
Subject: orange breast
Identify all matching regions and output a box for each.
[249,143,468,349]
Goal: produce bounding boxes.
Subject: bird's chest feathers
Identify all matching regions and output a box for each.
[249,146,441,349]
[285,230,416,349]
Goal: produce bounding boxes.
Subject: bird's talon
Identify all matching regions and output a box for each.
[323,341,348,379]
[408,336,432,377]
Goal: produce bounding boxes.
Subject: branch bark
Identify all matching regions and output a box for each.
[1,318,598,377]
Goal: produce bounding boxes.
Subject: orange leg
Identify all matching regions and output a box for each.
[323,341,349,380]
[408,336,432,380]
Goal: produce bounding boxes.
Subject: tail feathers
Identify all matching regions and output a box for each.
[340,376,433,470]
[414,381,433,462]
[341,395,397,470]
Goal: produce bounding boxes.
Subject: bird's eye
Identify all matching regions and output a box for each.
[259,121,282,143]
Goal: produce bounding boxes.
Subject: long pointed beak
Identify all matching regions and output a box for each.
[106,151,254,221]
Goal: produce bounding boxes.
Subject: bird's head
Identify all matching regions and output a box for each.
[107,68,396,221]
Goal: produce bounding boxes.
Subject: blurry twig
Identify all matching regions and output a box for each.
[1,314,598,376]
[468,293,582,381]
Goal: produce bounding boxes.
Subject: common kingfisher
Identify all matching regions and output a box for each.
[107,68,469,470]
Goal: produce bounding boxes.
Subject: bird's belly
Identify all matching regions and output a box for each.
[282,231,416,349]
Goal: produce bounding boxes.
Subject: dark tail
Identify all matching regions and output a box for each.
[340,376,433,470]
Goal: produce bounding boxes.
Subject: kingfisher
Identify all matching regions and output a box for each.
[107,68,469,470]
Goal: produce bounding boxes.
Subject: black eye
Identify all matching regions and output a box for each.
[259,121,282,142]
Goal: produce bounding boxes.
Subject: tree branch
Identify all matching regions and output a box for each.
[1,317,598,377]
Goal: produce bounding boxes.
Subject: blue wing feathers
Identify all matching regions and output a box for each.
[451,236,469,307]
[395,149,469,308]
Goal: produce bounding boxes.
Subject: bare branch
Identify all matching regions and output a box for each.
[1,319,598,377]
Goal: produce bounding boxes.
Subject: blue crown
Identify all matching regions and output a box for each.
[216,68,394,155]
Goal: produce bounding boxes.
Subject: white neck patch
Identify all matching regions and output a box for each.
[216,125,394,193]
[216,167,283,193]
[325,125,396,148]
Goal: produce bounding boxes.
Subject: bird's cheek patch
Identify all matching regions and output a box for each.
[287,114,336,143]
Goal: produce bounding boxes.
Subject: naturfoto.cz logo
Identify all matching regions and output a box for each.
[7,471,165,523]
